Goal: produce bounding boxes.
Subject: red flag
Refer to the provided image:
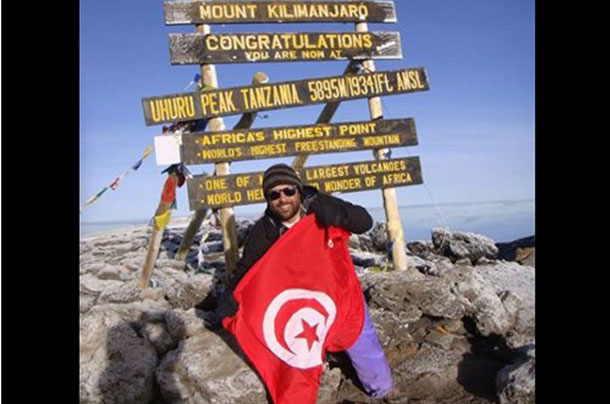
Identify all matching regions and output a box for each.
[161,176,177,204]
[223,215,364,404]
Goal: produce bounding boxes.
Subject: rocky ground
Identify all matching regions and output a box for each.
[80,217,535,404]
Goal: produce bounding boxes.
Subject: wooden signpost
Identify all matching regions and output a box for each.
[187,157,423,210]
[164,1,397,25]
[169,31,402,64]
[178,118,417,164]
[174,71,269,263]
[142,67,429,125]
[140,0,429,285]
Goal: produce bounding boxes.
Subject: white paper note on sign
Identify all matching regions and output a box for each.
[154,136,182,165]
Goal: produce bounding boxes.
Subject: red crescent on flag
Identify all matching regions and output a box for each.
[273,298,329,354]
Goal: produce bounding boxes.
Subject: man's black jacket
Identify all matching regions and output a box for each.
[228,185,373,291]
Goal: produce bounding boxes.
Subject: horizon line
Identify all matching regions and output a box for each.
[80,198,534,225]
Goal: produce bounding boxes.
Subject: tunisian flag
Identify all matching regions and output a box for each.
[223,214,365,404]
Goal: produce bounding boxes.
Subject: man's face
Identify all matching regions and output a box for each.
[267,184,301,222]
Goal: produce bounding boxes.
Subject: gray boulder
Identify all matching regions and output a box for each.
[475,262,535,347]
[361,270,464,320]
[153,270,214,310]
[432,228,499,263]
[164,308,212,341]
[97,281,142,305]
[350,250,386,268]
[156,329,267,404]
[80,310,158,404]
[449,265,516,336]
[496,346,535,404]
[369,222,389,251]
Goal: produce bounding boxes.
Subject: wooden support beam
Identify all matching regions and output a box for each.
[175,71,269,262]
[139,174,178,289]
[196,9,239,276]
[354,7,408,271]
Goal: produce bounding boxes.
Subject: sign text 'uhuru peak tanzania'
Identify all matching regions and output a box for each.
[142,68,429,125]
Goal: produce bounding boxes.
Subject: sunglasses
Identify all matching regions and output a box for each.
[267,186,298,201]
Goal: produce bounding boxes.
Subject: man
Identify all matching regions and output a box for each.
[228,163,405,403]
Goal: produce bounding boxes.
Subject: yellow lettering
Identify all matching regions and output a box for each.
[204,178,227,191]
[324,178,362,193]
[362,134,401,147]
[246,188,264,202]
[206,191,242,206]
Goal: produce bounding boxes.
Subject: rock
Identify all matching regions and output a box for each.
[450,266,514,336]
[394,342,463,385]
[80,274,124,295]
[236,220,255,247]
[348,233,363,250]
[156,329,267,404]
[80,294,98,314]
[455,258,472,266]
[476,256,495,265]
[407,254,438,276]
[406,240,435,258]
[368,308,418,366]
[140,322,175,357]
[425,329,455,351]
[79,222,535,404]
[80,310,158,404]
[97,281,142,305]
[349,233,375,252]
[496,236,535,262]
[80,261,107,276]
[496,349,535,404]
[475,262,534,348]
[164,308,211,341]
[96,266,129,281]
[432,228,499,263]
[369,222,389,251]
[87,300,172,325]
[350,250,386,268]
[362,271,464,320]
[515,247,535,267]
[156,271,214,310]
[318,364,343,404]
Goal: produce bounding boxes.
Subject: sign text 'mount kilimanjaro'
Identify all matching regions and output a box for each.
[180,118,417,164]
[187,157,423,210]
[142,68,429,126]
[164,1,397,25]
[169,32,401,64]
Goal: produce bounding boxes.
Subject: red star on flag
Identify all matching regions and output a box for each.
[295,319,319,351]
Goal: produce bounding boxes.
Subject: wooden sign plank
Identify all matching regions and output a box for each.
[169,32,402,64]
[142,67,429,126]
[180,118,417,164]
[187,157,423,210]
[164,1,397,25]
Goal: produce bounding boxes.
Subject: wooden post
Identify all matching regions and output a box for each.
[139,173,178,289]
[175,71,269,262]
[354,13,408,271]
[195,10,239,276]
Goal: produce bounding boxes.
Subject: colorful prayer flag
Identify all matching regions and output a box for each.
[154,210,171,230]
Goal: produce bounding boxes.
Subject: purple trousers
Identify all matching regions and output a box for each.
[345,297,393,398]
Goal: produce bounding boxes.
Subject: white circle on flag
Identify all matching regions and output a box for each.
[262,289,337,369]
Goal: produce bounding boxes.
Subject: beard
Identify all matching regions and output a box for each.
[270,198,301,222]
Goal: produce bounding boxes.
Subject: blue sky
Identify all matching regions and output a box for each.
[80,0,534,223]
